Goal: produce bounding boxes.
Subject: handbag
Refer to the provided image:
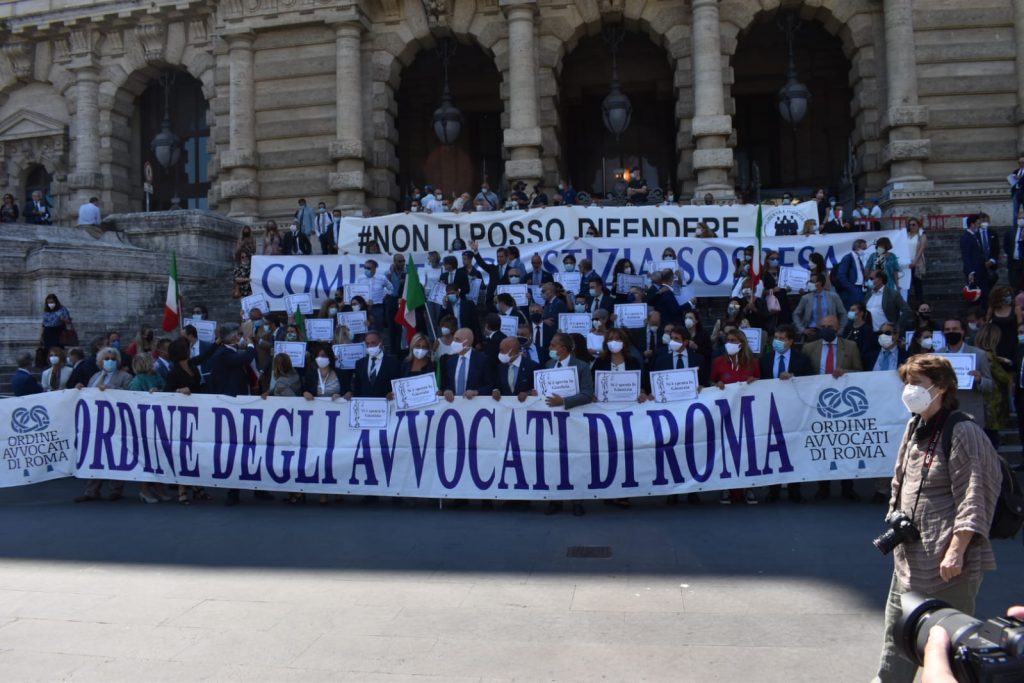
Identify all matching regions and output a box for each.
[59,318,79,347]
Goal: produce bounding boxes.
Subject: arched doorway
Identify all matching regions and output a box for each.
[136,70,210,210]
[23,164,53,208]
[396,41,503,203]
[732,15,856,200]
[558,30,676,200]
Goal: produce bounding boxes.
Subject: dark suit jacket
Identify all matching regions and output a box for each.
[481,331,506,366]
[441,269,470,297]
[493,356,538,396]
[282,230,312,255]
[863,345,908,372]
[652,348,709,386]
[350,353,402,398]
[527,269,554,286]
[542,296,568,323]
[203,344,256,397]
[443,350,493,394]
[862,287,914,335]
[472,251,502,304]
[443,297,479,338]
[588,293,615,315]
[12,369,43,396]
[591,356,650,393]
[543,355,594,409]
[759,349,813,379]
[66,358,97,389]
[834,252,866,309]
[1004,227,1024,267]
[960,230,989,287]
[526,321,554,352]
[802,338,863,374]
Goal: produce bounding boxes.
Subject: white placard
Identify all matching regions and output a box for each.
[586,332,606,353]
[496,284,529,307]
[337,311,368,335]
[534,365,580,398]
[285,293,314,315]
[530,285,545,304]
[348,397,390,429]
[499,315,519,338]
[185,318,217,343]
[777,266,811,291]
[558,313,593,336]
[649,368,700,403]
[555,272,582,295]
[241,292,270,317]
[594,370,641,403]
[274,341,307,368]
[305,318,334,342]
[674,285,696,306]
[391,373,439,410]
[333,343,367,370]
[345,284,371,304]
[931,331,946,351]
[742,328,764,353]
[616,273,646,294]
[614,303,648,329]
[468,278,482,302]
[936,352,977,391]
[655,259,677,273]
[427,281,448,306]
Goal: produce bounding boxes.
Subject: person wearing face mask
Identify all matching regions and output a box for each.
[300,346,340,506]
[441,328,492,402]
[592,329,650,400]
[294,197,315,235]
[654,327,709,387]
[346,330,400,399]
[313,201,335,254]
[939,318,993,422]
[525,305,555,356]
[983,286,1020,363]
[793,274,846,340]
[356,259,396,336]
[835,239,870,309]
[873,354,1001,683]
[475,182,500,211]
[865,237,901,294]
[491,335,538,402]
[433,315,461,359]
[587,279,613,315]
[12,352,43,396]
[710,331,760,504]
[442,284,479,341]
[282,220,311,255]
[843,304,878,365]
[495,292,529,330]
[561,254,578,276]
[438,254,470,305]
[760,325,812,505]
[904,217,927,306]
[611,258,637,302]
[241,307,267,347]
[960,214,993,305]
[1004,208,1024,290]
[587,310,610,356]
[866,322,906,373]
[39,293,73,351]
[480,313,507,367]
[401,333,435,378]
[543,333,595,517]
[862,271,914,338]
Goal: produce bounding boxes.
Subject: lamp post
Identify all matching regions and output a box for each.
[601,25,632,140]
[432,40,463,145]
[149,72,181,209]
[777,13,811,128]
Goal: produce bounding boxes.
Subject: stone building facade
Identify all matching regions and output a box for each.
[1,0,1022,227]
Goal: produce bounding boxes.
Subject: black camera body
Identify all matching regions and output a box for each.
[897,592,1024,683]
[873,510,921,555]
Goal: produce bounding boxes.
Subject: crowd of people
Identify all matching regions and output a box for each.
[9,187,1024,515]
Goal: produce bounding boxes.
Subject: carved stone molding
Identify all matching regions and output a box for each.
[0,110,70,191]
[135,22,166,63]
[422,0,449,28]
[68,28,99,57]
[2,43,35,82]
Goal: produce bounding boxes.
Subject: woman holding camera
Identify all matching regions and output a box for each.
[874,354,1001,683]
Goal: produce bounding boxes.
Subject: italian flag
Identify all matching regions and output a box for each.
[161,253,181,332]
[750,203,764,287]
[394,259,426,344]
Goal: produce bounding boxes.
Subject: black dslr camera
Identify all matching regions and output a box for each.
[897,592,1024,682]
[873,510,921,555]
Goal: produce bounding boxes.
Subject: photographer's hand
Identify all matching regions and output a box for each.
[922,606,1024,683]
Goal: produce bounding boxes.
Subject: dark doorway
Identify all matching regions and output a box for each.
[23,164,52,208]
[559,31,676,198]
[137,71,210,210]
[732,16,855,199]
[396,42,503,204]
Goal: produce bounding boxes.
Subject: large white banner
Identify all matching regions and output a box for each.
[337,203,820,253]
[0,372,910,498]
[251,230,909,310]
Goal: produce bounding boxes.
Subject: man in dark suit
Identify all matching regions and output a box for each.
[862,271,914,335]
[204,323,256,398]
[960,214,991,303]
[443,328,493,400]
[496,293,529,329]
[526,254,554,287]
[491,336,538,401]
[525,307,554,359]
[539,282,567,328]
[579,258,602,292]
[470,242,511,305]
[11,353,43,396]
[587,279,615,315]
[346,331,401,398]
[440,255,470,298]
[834,239,868,310]
[183,324,213,388]
[653,326,709,387]
[282,222,312,255]
[65,343,98,389]
[1003,210,1024,289]
[863,321,906,372]
[978,212,999,283]
[480,314,506,367]
[543,333,595,517]
[759,324,813,504]
[443,284,479,340]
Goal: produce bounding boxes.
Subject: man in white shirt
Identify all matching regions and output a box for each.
[356,259,396,340]
[77,196,101,227]
[314,202,335,254]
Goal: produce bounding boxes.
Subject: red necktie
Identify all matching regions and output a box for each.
[825,343,835,374]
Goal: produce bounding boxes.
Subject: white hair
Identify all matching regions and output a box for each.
[98,346,121,364]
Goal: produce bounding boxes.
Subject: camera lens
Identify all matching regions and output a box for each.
[896,592,983,667]
[873,529,898,555]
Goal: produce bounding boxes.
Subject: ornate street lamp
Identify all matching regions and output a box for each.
[150,72,180,171]
[777,13,811,127]
[432,40,463,145]
[602,25,632,139]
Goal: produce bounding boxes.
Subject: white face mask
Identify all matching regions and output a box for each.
[413,348,429,359]
[725,342,741,356]
[315,356,330,368]
[878,334,894,349]
[668,340,684,352]
[351,304,361,311]
[684,318,696,330]
[441,327,452,337]
[366,345,382,357]
[47,302,56,310]
[661,333,671,345]
[901,383,936,414]
[919,337,934,350]
[48,355,60,366]
[498,352,513,365]
[592,320,602,329]
[328,307,337,317]
[606,340,624,354]
[450,341,465,354]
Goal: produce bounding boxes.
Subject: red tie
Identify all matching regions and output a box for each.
[825,343,835,374]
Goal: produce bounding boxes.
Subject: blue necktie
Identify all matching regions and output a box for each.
[456,356,467,395]
[777,353,786,378]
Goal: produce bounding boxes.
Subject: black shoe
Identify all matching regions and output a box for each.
[253,490,274,501]
[544,501,562,516]
[571,503,585,517]
[687,493,702,505]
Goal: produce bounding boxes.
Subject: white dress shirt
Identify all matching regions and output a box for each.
[77,201,100,226]
[356,273,396,304]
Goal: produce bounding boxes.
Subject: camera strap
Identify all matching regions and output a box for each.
[894,414,947,524]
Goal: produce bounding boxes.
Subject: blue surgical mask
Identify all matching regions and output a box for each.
[772,339,787,354]
[564,263,575,272]
[549,350,560,361]
[588,288,597,297]
[110,340,120,350]
[1018,334,1024,345]
[363,268,373,278]
[102,359,117,373]
[447,294,458,303]
[847,311,856,320]
[768,259,779,267]
[574,304,586,313]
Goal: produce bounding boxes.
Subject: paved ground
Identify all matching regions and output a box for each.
[0,479,1021,682]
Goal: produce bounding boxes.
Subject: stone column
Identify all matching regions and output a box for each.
[1014,0,1024,153]
[501,0,543,188]
[690,0,733,199]
[329,21,367,213]
[881,0,932,190]
[219,32,260,221]
[67,65,103,206]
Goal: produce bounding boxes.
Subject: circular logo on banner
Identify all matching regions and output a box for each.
[762,205,805,236]
[816,387,869,419]
[11,405,50,434]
